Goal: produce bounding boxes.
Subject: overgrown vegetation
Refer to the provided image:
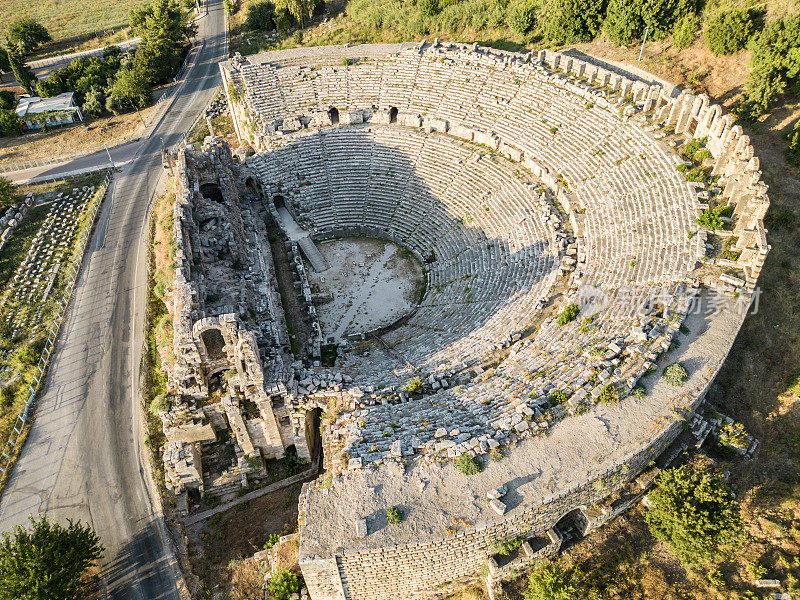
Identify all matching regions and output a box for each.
[266,569,302,600]
[556,302,580,326]
[524,562,584,600]
[662,362,688,386]
[455,453,483,475]
[598,384,619,403]
[0,515,103,600]
[387,505,405,524]
[704,9,753,56]
[644,464,741,568]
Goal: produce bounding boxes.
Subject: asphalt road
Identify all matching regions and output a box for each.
[0,2,227,598]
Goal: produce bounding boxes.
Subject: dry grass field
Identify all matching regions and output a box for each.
[0,0,142,46]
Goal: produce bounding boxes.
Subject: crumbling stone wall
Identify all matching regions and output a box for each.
[161,140,312,496]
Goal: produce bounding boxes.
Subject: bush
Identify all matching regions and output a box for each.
[696,207,724,230]
[787,119,800,166]
[549,390,569,405]
[556,303,580,326]
[672,12,699,49]
[148,393,170,415]
[645,464,741,567]
[739,16,800,118]
[0,91,15,111]
[705,9,753,56]
[263,533,280,549]
[386,505,405,524]
[491,536,522,556]
[403,376,424,393]
[662,362,688,386]
[598,384,619,403]
[455,453,483,475]
[525,562,584,600]
[0,110,21,136]
[267,569,302,600]
[419,0,441,17]
[603,0,641,45]
[508,0,536,35]
[543,0,605,44]
[246,0,277,30]
[107,67,151,114]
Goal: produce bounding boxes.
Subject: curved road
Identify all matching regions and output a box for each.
[0,2,226,598]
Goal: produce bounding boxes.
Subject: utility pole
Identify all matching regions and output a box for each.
[638,26,650,62]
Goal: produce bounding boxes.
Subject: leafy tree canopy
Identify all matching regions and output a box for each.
[130,0,198,84]
[604,0,697,45]
[0,176,15,208]
[508,0,537,35]
[0,515,103,600]
[787,119,800,166]
[704,9,753,56]
[525,562,584,600]
[246,0,277,31]
[107,67,152,114]
[6,47,37,96]
[543,0,605,43]
[645,464,741,568]
[7,18,52,54]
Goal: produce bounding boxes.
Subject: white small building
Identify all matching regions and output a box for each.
[15,92,83,130]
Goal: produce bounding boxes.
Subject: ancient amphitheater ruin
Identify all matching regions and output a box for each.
[159,40,769,599]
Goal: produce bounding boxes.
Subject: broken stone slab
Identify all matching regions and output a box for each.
[486,484,508,500]
[489,499,507,515]
[355,518,368,538]
[755,581,781,588]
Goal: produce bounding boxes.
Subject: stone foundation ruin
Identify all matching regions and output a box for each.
[159,40,769,599]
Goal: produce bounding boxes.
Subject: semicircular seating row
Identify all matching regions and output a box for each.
[249,125,560,369]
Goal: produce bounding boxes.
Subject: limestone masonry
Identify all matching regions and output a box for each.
[161,40,769,599]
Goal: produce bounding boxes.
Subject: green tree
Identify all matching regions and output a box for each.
[525,562,584,600]
[787,119,800,166]
[543,0,605,43]
[246,0,277,30]
[106,67,151,113]
[604,0,696,46]
[704,9,753,56]
[672,12,699,49]
[645,464,741,568]
[7,18,52,54]
[0,47,10,76]
[276,0,316,27]
[0,90,15,110]
[6,46,36,95]
[508,0,536,35]
[0,515,103,600]
[0,177,15,208]
[0,110,21,136]
[603,0,641,45]
[130,0,197,84]
[737,16,800,118]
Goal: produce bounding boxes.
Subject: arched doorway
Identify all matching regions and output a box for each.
[273,194,286,210]
[389,106,398,123]
[328,107,339,125]
[553,508,588,548]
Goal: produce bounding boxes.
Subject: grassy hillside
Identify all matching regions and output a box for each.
[0,0,142,45]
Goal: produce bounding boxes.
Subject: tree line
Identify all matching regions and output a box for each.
[0,0,197,136]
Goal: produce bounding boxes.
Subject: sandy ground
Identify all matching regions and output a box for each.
[306,237,424,340]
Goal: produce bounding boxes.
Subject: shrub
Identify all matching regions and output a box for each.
[524,562,584,600]
[403,376,424,393]
[697,207,724,230]
[263,533,280,549]
[246,0,277,30]
[0,91,15,111]
[631,385,647,398]
[508,0,536,35]
[705,9,753,56]
[267,569,302,600]
[0,177,15,210]
[662,362,688,386]
[556,303,580,326]
[719,422,748,449]
[386,506,405,524]
[491,536,522,557]
[739,16,800,118]
[603,0,642,45]
[598,384,619,403]
[787,119,800,166]
[645,464,741,567]
[672,12,699,49]
[549,390,569,405]
[543,0,605,44]
[455,453,483,475]
[148,393,170,415]
[0,110,21,136]
[419,0,441,17]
